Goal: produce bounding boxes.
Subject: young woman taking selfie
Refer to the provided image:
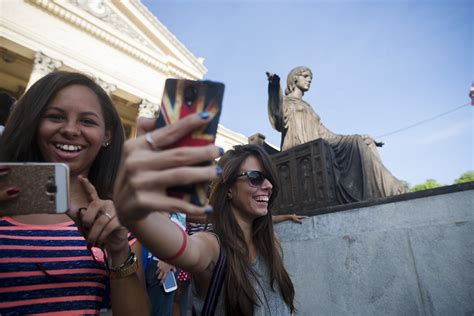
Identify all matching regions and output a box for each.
[0,71,148,315]
[114,113,296,315]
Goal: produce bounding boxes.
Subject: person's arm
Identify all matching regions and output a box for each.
[68,176,149,316]
[272,214,308,224]
[114,113,222,276]
[109,241,149,316]
[266,72,284,132]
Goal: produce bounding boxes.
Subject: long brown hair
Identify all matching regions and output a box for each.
[209,144,295,315]
[0,71,124,199]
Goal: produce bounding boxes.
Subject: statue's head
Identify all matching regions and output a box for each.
[285,66,313,95]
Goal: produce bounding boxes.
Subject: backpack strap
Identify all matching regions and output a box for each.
[193,236,226,316]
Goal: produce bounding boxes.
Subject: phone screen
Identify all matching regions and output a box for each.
[162,271,177,293]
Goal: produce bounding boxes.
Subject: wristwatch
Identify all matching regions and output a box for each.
[108,252,138,279]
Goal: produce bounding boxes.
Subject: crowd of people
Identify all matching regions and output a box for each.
[0,71,305,315]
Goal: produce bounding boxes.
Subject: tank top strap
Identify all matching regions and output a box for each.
[193,233,226,316]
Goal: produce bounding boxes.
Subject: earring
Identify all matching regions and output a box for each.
[226,192,232,200]
[103,142,110,148]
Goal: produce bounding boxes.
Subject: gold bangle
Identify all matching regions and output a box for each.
[108,252,138,279]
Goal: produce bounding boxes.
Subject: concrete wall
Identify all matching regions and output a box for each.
[275,186,474,315]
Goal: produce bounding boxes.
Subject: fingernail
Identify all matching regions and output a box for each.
[218,147,225,156]
[199,112,210,119]
[0,166,10,173]
[6,187,20,196]
[204,207,213,214]
[215,166,222,176]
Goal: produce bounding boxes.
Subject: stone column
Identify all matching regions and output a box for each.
[26,52,62,90]
[138,99,159,118]
[95,78,117,96]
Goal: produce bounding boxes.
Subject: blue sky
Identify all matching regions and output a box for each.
[143,0,473,187]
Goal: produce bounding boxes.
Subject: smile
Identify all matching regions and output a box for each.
[254,196,269,203]
[55,143,83,152]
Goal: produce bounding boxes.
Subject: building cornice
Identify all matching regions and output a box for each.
[128,0,207,76]
[26,0,199,80]
[217,125,248,144]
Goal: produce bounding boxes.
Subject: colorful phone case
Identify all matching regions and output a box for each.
[156,79,224,206]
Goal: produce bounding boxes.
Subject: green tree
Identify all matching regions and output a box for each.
[454,171,474,184]
[411,179,443,192]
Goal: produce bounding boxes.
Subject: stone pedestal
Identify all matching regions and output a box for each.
[271,138,339,215]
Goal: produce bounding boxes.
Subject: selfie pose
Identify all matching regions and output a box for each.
[0,71,148,315]
[114,113,296,315]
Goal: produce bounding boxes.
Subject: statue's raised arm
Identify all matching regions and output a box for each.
[266,72,284,133]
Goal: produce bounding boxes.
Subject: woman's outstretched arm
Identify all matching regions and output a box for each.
[114,113,222,275]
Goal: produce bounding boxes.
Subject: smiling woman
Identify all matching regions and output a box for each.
[36,84,110,178]
[0,72,122,199]
[113,141,295,315]
[0,71,149,315]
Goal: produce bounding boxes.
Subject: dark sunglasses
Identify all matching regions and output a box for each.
[236,170,269,187]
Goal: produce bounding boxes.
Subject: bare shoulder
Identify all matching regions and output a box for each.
[192,231,220,257]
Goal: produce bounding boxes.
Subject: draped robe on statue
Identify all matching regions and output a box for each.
[268,93,407,202]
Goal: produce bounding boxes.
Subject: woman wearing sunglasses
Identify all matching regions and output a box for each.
[114,113,296,315]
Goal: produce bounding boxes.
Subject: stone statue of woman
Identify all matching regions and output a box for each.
[267,66,407,200]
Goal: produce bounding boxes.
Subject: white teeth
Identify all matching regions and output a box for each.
[255,196,269,202]
[55,144,82,152]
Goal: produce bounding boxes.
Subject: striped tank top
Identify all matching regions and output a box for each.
[0,216,110,315]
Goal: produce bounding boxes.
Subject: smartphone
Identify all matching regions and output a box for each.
[156,78,224,206]
[0,163,70,216]
[162,271,178,293]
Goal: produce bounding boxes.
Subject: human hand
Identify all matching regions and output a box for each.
[289,214,308,224]
[156,260,177,285]
[136,117,156,137]
[68,176,129,257]
[114,112,223,223]
[0,166,20,203]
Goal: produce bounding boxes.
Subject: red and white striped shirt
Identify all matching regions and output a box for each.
[0,216,132,315]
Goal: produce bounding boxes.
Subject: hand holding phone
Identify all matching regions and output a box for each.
[156,79,224,206]
[0,163,69,216]
[162,271,178,293]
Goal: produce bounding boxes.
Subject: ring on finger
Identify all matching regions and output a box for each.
[145,132,160,151]
[101,212,113,221]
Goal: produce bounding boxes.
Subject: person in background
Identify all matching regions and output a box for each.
[144,212,186,316]
[0,91,15,135]
[114,110,296,315]
[0,71,148,315]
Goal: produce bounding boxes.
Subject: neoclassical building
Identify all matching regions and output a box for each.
[0,0,247,150]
